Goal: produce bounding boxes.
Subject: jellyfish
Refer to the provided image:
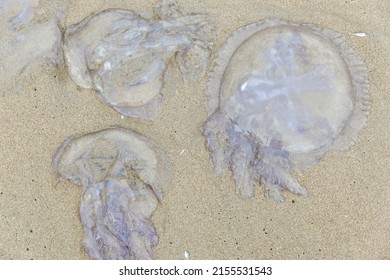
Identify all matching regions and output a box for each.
[52,127,170,259]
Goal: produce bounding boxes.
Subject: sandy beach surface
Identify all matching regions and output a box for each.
[0,0,389,260]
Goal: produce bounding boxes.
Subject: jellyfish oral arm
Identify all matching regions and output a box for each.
[80,178,158,260]
[255,157,308,202]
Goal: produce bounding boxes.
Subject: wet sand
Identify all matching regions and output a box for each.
[0,0,389,259]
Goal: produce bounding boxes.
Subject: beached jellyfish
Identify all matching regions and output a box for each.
[0,0,66,83]
[63,0,212,119]
[203,19,370,202]
[52,128,171,259]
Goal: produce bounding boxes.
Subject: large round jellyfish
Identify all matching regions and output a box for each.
[53,127,170,259]
[203,19,370,202]
[63,1,211,119]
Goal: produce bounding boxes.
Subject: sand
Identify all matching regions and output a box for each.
[0,0,389,260]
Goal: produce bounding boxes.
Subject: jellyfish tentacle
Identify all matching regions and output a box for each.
[255,159,308,202]
[105,177,158,259]
[80,176,159,259]
[80,182,127,259]
[203,110,232,176]
[227,129,256,198]
[263,182,285,203]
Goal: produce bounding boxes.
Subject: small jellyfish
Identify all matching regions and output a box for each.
[0,0,65,83]
[203,19,370,202]
[0,0,36,29]
[52,127,171,259]
[63,0,212,119]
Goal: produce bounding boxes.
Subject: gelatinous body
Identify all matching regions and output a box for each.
[53,128,170,259]
[0,0,65,83]
[64,1,211,119]
[203,19,369,202]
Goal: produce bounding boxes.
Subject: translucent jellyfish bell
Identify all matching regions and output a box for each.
[203,19,369,202]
